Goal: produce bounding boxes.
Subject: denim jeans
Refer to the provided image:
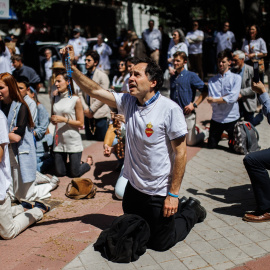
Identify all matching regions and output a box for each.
[54,152,91,178]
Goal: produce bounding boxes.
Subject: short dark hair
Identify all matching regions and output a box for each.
[126,56,140,66]
[11,54,22,62]
[217,49,232,61]
[135,57,163,92]
[85,50,100,64]
[173,51,188,62]
[16,76,30,88]
[148,19,154,24]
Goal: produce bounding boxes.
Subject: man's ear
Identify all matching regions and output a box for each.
[150,80,157,89]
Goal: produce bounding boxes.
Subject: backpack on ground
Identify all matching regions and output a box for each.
[231,121,260,155]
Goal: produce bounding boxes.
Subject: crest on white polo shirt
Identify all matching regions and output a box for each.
[145,122,154,137]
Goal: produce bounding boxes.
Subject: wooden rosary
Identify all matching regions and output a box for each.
[113,119,125,159]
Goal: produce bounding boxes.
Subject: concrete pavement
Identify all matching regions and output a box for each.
[62,95,270,270]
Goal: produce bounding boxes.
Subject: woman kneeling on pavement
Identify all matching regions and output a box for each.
[51,71,92,177]
[0,72,53,202]
[0,109,50,240]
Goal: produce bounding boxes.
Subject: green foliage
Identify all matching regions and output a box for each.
[10,0,59,17]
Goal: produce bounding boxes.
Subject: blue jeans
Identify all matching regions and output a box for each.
[243,148,270,212]
[36,152,54,174]
[54,152,91,178]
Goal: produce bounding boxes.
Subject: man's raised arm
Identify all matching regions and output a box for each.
[60,45,117,108]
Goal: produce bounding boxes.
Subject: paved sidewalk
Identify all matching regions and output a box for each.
[63,111,270,269]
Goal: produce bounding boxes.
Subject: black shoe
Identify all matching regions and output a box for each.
[186,197,207,223]
[178,196,188,212]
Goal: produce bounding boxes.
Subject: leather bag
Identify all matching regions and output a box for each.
[65,178,97,200]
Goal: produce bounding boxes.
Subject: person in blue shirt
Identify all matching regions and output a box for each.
[170,51,208,146]
[243,81,270,222]
[207,49,241,149]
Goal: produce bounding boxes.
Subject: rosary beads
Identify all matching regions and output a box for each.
[65,48,73,98]
[113,119,125,159]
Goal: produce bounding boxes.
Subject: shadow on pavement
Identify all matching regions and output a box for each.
[186,184,256,217]
[35,213,118,230]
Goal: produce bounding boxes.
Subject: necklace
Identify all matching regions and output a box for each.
[113,119,124,159]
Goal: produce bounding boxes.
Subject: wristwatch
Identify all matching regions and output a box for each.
[193,102,198,108]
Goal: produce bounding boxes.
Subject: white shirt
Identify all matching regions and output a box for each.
[44,57,53,81]
[113,93,187,196]
[93,43,112,71]
[186,30,204,54]
[143,28,162,51]
[242,38,267,60]
[208,70,241,123]
[0,111,12,201]
[121,74,130,93]
[68,37,88,64]
[214,31,236,55]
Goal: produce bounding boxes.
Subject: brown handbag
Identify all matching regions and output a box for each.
[65,178,97,200]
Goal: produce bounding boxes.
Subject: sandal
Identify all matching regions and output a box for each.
[20,199,35,210]
[34,200,51,213]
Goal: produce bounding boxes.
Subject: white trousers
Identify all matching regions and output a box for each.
[8,146,52,202]
[115,165,128,200]
[0,195,43,239]
[185,113,209,146]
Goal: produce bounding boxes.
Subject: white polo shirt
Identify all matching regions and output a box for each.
[0,111,12,201]
[113,93,187,196]
[214,31,236,55]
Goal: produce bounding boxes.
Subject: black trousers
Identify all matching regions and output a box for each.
[54,152,91,178]
[243,148,270,212]
[208,119,238,149]
[122,182,198,251]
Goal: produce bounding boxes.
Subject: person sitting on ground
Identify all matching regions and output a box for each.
[0,109,51,240]
[51,71,92,177]
[61,45,207,251]
[243,81,270,222]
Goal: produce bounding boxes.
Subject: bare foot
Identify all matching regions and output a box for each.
[86,155,93,166]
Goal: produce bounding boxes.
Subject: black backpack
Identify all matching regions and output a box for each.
[94,214,150,263]
[231,121,261,155]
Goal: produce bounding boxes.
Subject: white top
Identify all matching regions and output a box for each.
[142,28,162,51]
[112,73,129,91]
[242,38,267,60]
[121,74,130,92]
[167,42,188,70]
[68,36,88,64]
[53,91,83,153]
[113,93,187,196]
[93,43,112,71]
[0,55,11,74]
[214,31,236,55]
[208,70,241,123]
[0,111,12,201]
[24,94,37,123]
[186,30,204,54]
[44,58,53,81]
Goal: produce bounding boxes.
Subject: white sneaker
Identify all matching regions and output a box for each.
[35,171,51,185]
[50,176,60,190]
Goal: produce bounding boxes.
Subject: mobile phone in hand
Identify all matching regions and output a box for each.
[253,61,260,83]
